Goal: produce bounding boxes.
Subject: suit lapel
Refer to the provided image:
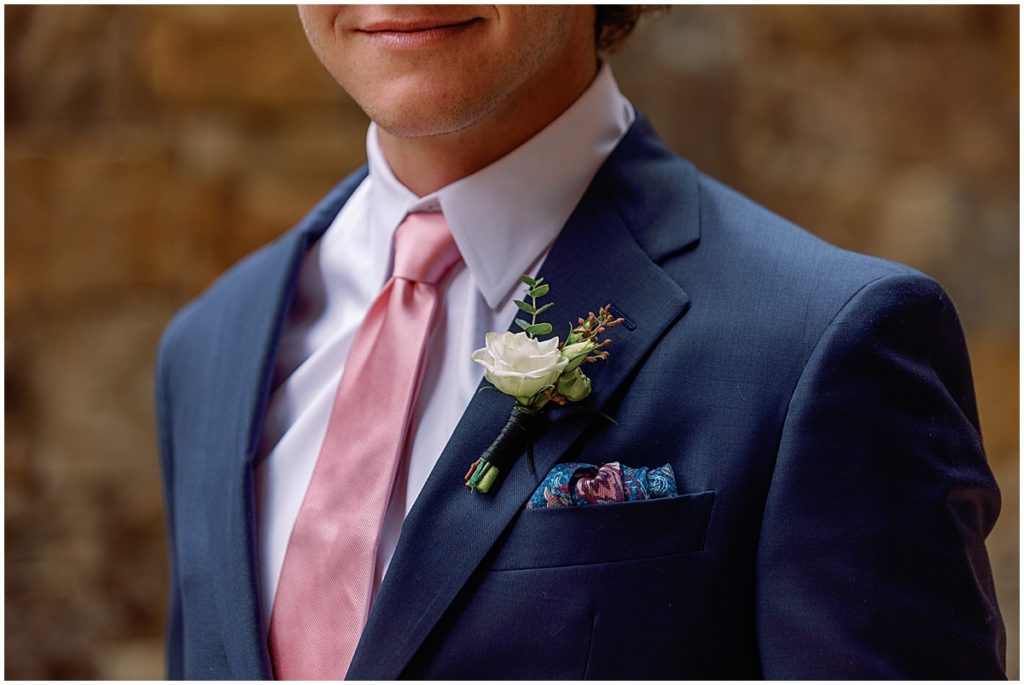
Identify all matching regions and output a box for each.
[206,171,368,678]
[347,114,702,679]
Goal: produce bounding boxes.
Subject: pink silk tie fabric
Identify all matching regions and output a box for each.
[268,212,461,680]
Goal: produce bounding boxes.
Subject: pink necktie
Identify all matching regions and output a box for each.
[268,212,461,680]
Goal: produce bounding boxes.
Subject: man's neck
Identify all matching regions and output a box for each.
[377,56,599,197]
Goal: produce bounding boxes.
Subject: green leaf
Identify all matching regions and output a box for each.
[529,284,550,298]
[515,318,533,333]
[513,299,536,315]
[534,302,554,317]
[534,277,544,284]
[520,274,536,286]
[526,322,553,336]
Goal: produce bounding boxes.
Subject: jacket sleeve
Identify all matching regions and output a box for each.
[755,273,1006,678]
[155,330,184,680]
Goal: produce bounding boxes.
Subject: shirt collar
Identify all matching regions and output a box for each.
[366,62,635,309]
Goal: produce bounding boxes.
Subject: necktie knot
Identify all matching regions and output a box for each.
[391,212,461,285]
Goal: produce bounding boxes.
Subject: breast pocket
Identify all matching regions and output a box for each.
[488,490,715,571]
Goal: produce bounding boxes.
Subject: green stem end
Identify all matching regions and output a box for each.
[464,458,500,493]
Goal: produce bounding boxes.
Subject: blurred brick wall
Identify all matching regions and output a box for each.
[5,5,1017,679]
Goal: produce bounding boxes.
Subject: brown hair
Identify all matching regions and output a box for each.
[594,5,666,52]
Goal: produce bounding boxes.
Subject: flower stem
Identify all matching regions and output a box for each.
[465,405,538,493]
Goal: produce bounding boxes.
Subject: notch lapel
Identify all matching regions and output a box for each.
[347,116,702,679]
[203,171,368,678]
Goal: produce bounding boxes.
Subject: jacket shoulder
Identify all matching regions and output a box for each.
[695,171,917,291]
[650,161,957,390]
[606,113,919,300]
[156,167,368,378]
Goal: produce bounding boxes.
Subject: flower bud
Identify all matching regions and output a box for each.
[556,368,592,402]
[559,341,596,373]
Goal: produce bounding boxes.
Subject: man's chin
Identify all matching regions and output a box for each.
[370,107,488,140]
[362,84,501,139]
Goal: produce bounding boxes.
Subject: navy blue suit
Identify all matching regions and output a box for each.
[156,113,1005,679]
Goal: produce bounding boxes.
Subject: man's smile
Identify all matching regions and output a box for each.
[354,16,483,49]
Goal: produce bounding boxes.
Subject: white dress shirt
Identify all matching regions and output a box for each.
[254,63,635,633]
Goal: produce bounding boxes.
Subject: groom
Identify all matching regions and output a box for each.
[156,5,1005,679]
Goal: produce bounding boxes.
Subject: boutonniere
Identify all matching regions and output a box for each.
[464,274,623,494]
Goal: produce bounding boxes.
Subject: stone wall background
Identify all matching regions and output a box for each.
[5,5,1017,679]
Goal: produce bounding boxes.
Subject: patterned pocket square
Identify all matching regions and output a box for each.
[527,461,678,509]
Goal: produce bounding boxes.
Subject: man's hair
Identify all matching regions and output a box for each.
[595,5,666,53]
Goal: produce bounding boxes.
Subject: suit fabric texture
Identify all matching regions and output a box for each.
[156,113,1005,679]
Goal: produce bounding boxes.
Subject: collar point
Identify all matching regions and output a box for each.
[480,288,507,312]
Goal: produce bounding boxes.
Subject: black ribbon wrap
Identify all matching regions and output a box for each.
[482,405,537,471]
[465,404,539,493]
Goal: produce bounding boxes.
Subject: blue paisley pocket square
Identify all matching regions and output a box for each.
[527,461,678,509]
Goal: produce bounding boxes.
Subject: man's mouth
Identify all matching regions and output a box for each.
[356,17,482,48]
[360,17,480,33]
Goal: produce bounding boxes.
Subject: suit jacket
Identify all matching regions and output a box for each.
[156,113,1005,679]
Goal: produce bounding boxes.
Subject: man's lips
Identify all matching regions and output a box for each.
[355,17,482,48]
[359,18,480,33]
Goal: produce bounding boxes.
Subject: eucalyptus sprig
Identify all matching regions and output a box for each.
[513,274,554,338]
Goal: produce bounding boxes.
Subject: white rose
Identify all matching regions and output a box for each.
[471,331,569,402]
